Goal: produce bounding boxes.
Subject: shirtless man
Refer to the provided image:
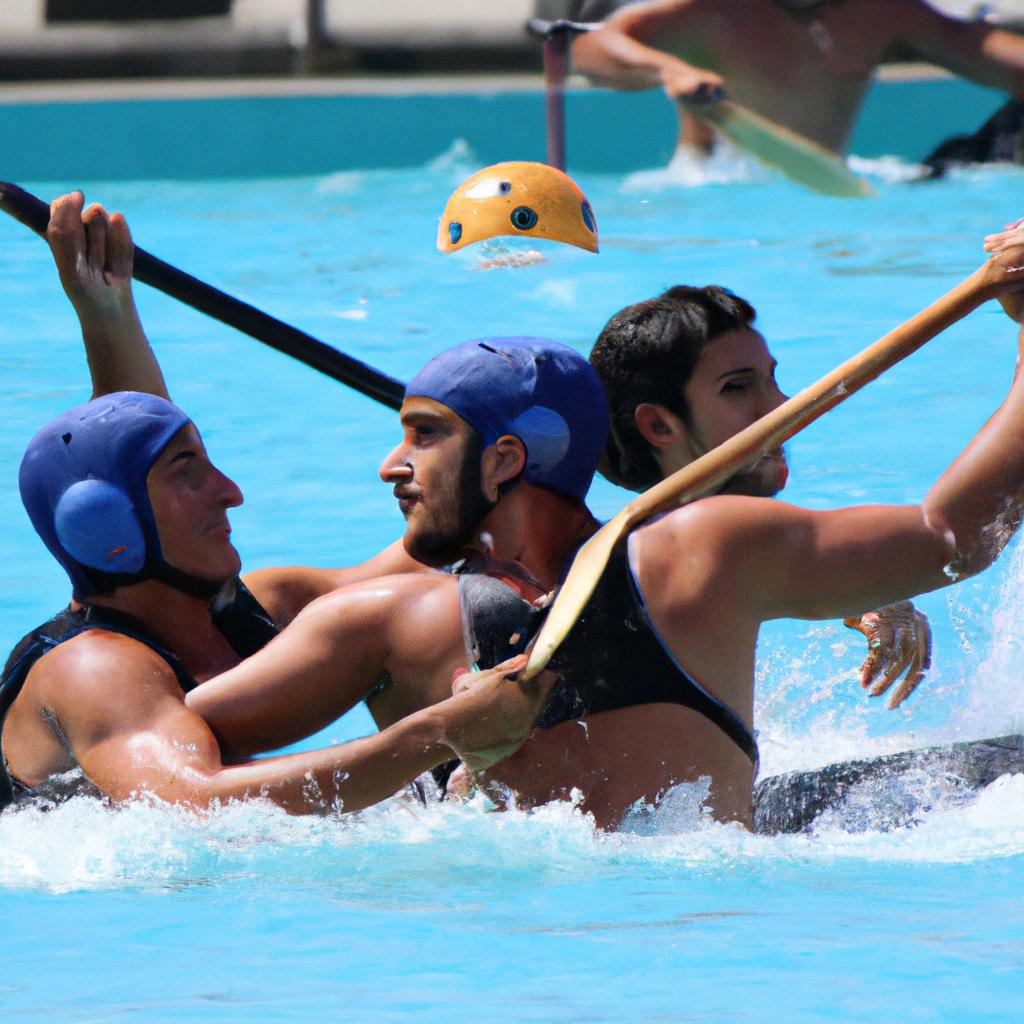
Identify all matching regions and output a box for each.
[47,189,918,693]
[179,229,1024,835]
[40,193,1024,829]
[588,283,930,704]
[0,392,553,813]
[571,0,1024,157]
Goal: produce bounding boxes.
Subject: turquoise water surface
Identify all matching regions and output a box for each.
[1,129,1023,1020]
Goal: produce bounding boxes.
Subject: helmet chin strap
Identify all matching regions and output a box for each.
[80,559,228,602]
[149,560,230,600]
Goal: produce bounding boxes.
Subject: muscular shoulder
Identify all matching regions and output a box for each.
[22,629,187,743]
[633,495,812,608]
[289,569,461,644]
[11,622,190,761]
[640,494,798,551]
[243,540,425,627]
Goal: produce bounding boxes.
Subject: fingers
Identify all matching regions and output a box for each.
[687,81,725,104]
[46,191,130,285]
[82,202,109,277]
[450,666,471,695]
[666,68,725,105]
[983,217,1024,255]
[449,653,529,696]
[846,603,931,706]
[844,611,885,689]
[867,647,912,698]
[495,653,529,677]
[47,191,87,279]
[106,212,134,282]
[886,613,932,710]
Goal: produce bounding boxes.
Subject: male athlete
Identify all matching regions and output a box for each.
[570,0,1024,163]
[0,390,553,812]
[32,192,1024,828]
[182,229,1024,830]
[45,189,918,690]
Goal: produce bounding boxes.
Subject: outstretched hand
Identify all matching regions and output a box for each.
[843,601,931,709]
[444,655,557,773]
[983,218,1024,322]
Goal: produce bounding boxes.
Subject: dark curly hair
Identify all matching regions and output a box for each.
[589,285,756,491]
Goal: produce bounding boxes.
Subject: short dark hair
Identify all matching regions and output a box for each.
[589,285,756,491]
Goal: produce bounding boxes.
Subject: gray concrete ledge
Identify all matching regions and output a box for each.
[0,73,553,105]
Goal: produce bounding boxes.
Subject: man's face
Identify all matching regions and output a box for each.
[146,425,244,584]
[681,328,790,497]
[379,397,494,566]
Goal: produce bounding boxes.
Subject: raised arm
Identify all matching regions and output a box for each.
[47,192,425,620]
[46,191,168,399]
[716,229,1024,623]
[642,224,1024,699]
[26,633,549,814]
[892,0,1024,98]
[571,0,724,102]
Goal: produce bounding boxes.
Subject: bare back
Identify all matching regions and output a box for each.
[577,0,1024,153]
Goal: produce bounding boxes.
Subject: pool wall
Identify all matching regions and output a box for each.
[0,75,1006,181]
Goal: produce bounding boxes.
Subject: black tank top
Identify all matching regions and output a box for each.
[459,538,759,766]
[0,578,279,809]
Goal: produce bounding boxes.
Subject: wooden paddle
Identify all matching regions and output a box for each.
[522,259,1001,679]
[0,182,406,410]
[680,98,874,198]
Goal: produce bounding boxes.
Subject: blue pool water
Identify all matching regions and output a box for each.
[1,136,1023,1020]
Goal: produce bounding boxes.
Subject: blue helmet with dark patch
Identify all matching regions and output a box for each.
[406,337,609,502]
[19,392,193,600]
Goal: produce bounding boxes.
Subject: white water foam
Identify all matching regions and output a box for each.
[955,538,1024,738]
[3,763,1021,896]
[425,137,479,176]
[847,154,929,185]
[621,138,765,192]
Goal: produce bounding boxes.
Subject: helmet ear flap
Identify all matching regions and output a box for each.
[54,479,147,574]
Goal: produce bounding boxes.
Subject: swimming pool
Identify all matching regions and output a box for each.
[1,87,1023,1022]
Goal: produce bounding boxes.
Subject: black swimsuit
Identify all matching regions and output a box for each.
[459,536,759,768]
[0,578,278,809]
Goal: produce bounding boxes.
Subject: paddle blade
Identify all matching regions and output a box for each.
[684,99,873,198]
[523,517,623,679]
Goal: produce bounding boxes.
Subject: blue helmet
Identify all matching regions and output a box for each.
[19,392,195,601]
[406,337,609,502]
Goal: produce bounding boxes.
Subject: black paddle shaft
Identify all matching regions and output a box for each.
[0,182,406,411]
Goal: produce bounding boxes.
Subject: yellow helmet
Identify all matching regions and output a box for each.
[437,161,598,254]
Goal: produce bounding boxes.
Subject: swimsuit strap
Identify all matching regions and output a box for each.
[0,605,198,810]
[210,577,280,659]
[623,536,760,770]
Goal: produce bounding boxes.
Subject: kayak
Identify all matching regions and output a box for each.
[754,733,1024,834]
